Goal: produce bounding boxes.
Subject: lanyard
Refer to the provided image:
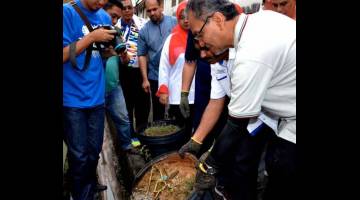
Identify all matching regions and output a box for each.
[237,14,249,44]
[121,20,134,42]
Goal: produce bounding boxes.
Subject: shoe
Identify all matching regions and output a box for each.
[125,147,142,155]
[95,184,107,192]
[131,138,141,147]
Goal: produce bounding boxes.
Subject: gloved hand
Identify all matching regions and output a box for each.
[178,138,202,158]
[193,168,216,191]
[193,151,216,191]
[179,91,190,118]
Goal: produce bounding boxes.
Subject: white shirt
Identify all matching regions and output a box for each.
[158,34,195,105]
[229,11,296,143]
[210,48,278,135]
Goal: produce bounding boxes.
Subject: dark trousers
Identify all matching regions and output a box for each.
[209,118,270,200]
[209,117,296,200]
[149,79,165,121]
[63,104,105,200]
[120,67,150,133]
[263,135,296,200]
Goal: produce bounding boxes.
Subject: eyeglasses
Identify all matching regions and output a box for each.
[122,5,133,11]
[193,14,213,41]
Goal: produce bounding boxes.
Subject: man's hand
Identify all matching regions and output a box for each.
[159,93,168,105]
[193,166,216,191]
[63,28,116,63]
[193,151,216,191]
[102,46,117,59]
[142,79,150,93]
[179,91,190,118]
[178,138,202,158]
[119,50,130,65]
[88,28,116,43]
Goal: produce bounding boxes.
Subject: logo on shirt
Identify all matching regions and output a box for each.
[80,25,102,58]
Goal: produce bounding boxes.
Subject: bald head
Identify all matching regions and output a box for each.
[145,0,161,6]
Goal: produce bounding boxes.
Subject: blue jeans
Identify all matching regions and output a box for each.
[105,85,132,150]
[63,104,105,200]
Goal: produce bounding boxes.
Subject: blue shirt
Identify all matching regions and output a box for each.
[63,0,112,108]
[137,15,177,81]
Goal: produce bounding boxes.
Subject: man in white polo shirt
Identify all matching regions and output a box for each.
[180,46,278,200]
[184,0,296,199]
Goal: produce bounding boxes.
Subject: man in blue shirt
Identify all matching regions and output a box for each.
[63,0,114,199]
[138,0,177,122]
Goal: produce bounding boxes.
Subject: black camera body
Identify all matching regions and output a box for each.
[95,25,127,54]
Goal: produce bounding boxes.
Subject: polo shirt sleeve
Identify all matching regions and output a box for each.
[228,60,274,118]
[137,26,148,56]
[210,63,226,99]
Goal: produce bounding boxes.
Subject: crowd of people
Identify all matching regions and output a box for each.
[63,0,296,199]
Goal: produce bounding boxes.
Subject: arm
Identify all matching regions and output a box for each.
[179,30,199,118]
[182,30,199,92]
[178,97,225,157]
[181,61,197,92]
[137,28,150,93]
[192,97,225,143]
[179,61,195,118]
[119,50,130,65]
[139,55,150,93]
[63,29,116,63]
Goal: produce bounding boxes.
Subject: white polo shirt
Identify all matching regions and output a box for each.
[210,49,235,99]
[228,11,296,143]
[210,48,278,135]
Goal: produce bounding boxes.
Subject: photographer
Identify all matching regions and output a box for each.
[63,0,116,199]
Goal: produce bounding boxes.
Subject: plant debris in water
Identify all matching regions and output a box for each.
[131,153,196,200]
[144,125,180,137]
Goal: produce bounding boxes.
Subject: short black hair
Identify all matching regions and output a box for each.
[104,0,124,10]
[187,0,238,21]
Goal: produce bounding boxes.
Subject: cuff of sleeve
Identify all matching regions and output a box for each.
[156,84,169,97]
[191,136,203,145]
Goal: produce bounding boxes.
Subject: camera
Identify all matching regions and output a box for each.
[95,25,127,54]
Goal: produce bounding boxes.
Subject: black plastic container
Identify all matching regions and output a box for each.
[138,120,188,158]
